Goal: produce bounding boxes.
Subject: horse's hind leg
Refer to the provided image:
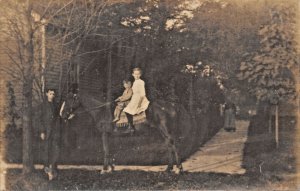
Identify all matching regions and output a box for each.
[167,138,183,174]
[172,143,183,174]
[158,120,183,174]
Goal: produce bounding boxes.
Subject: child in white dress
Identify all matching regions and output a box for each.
[123,68,150,131]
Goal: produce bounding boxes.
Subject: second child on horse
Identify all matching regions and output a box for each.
[113,80,133,122]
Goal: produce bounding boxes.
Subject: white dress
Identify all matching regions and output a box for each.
[123,79,150,115]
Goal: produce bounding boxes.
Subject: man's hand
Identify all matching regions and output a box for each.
[40,133,45,140]
[68,113,75,120]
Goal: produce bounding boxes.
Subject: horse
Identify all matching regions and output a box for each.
[60,93,183,174]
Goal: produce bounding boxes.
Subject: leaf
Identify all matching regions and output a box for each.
[267,80,274,86]
[255,64,264,72]
[253,55,263,62]
[258,78,267,86]
[258,25,269,36]
[263,57,275,64]
[239,62,249,71]
[278,88,286,95]
[236,73,244,80]
[243,71,251,79]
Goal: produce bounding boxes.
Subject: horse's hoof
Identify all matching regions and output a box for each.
[48,172,54,181]
[164,165,173,173]
[108,166,113,173]
[45,167,57,181]
[174,165,183,175]
[47,170,57,181]
[100,169,108,175]
[174,168,181,174]
[165,166,173,173]
[110,164,115,172]
[101,166,113,174]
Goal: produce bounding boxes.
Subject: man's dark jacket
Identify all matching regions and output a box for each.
[39,100,60,139]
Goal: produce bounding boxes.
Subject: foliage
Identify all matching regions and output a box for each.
[180,62,225,113]
[237,6,297,105]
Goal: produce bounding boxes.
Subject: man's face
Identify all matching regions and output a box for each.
[46,90,55,101]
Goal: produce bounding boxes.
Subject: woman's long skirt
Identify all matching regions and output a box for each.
[224,108,236,131]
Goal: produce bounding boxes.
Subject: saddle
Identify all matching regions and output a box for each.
[115,111,147,128]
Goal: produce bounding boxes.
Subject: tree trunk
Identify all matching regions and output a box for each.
[268,108,272,133]
[22,0,34,174]
[58,59,64,100]
[189,76,194,115]
[41,21,46,95]
[275,104,279,148]
[22,45,34,174]
[106,38,112,121]
[22,81,34,174]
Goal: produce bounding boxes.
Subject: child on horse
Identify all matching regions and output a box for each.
[123,68,150,132]
[113,80,133,122]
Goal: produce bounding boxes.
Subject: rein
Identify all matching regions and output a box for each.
[75,102,112,115]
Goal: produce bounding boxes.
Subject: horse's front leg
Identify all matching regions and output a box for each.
[101,130,114,174]
[166,138,174,173]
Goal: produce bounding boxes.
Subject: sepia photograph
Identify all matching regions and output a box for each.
[0,0,299,190]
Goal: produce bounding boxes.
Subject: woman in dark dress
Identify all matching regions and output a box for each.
[223,101,237,132]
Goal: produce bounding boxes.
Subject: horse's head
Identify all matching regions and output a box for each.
[61,93,82,119]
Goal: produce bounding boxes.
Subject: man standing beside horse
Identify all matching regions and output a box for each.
[38,88,61,180]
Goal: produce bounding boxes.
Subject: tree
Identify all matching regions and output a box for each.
[0,0,109,174]
[0,0,38,174]
[237,6,298,148]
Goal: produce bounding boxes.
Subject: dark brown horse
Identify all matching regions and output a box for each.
[60,93,183,174]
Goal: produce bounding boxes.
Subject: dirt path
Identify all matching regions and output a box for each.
[182,120,249,174]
